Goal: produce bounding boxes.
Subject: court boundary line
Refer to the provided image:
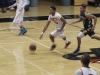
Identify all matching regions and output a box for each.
[0,45,53,75]
[0,69,8,75]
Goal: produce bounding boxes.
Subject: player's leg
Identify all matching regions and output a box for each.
[49,30,59,51]
[65,32,85,59]
[18,9,27,35]
[13,9,27,35]
[91,35,100,40]
[59,29,71,48]
[86,30,100,40]
[72,32,85,55]
[63,32,83,60]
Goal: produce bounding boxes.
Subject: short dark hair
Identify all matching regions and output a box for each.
[50,6,56,10]
[81,3,87,8]
[81,53,90,66]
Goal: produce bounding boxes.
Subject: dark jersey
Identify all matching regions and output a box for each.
[80,12,93,29]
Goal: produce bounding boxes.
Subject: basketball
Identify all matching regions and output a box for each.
[29,44,36,51]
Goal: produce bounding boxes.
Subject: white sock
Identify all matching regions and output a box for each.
[65,39,69,43]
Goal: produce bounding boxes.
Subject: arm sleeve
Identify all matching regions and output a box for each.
[75,69,82,75]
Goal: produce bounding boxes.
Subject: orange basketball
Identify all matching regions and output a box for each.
[29,44,36,51]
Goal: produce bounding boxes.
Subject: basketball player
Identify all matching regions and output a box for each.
[75,53,98,75]
[39,6,71,50]
[8,0,27,35]
[69,4,100,57]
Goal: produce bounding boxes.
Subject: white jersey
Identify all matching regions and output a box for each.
[75,67,98,75]
[16,0,27,8]
[48,12,64,29]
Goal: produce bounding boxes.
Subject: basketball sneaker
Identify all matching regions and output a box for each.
[65,41,71,48]
[50,44,56,51]
[72,48,80,55]
[65,54,77,60]
[22,28,27,35]
[19,28,27,35]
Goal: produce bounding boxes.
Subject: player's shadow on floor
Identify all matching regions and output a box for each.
[63,48,100,60]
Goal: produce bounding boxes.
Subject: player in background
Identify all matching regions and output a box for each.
[75,53,98,75]
[39,6,71,50]
[8,0,27,35]
[69,4,100,58]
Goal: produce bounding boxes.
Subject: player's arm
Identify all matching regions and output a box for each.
[42,21,51,33]
[85,13,97,31]
[70,18,82,25]
[39,21,51,39]
[59,17,66,31]
[8,3,17,8]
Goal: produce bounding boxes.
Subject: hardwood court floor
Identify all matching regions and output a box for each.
[0,19,100,75]
[0,5,100,75]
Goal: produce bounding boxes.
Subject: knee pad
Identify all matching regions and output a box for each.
[78,32,85,38]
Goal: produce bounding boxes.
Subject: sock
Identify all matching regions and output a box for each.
[65,39,69,43]
[20,26,24,29]
[52,42,56,45]
[20,26,26,31]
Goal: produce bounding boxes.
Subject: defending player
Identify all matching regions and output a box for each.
[69,4,100,57]
[8,0,27,35]
[39,6,71,50]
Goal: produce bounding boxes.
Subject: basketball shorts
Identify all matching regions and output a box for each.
[50,28,65,38]
[13,8,25,24]
[78,29,95,38]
